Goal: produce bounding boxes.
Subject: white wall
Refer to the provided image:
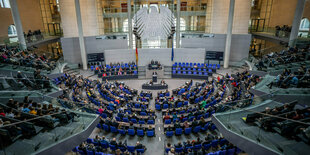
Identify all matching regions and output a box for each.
[211,0,251,34]
[60,0,99,38]
[104,48,206,66]
[181,34,251,63]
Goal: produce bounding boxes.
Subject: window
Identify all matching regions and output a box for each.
[299,18,310,31]
[0,0,10,8]
[8,25,17,37]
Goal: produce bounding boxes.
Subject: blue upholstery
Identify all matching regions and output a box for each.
[110,126,118,133]
[193,126,201,133]
[137,129,144,136]
[155,104,161,110]
[165,119,171,124]
[166,131,173,137]
[147,120,155,124]
[146,130,155,137]
[128,129,135,136]
[109,144,117,151]
[175,147,183,153]
[136,149,145,154]
[118,129,126,135]
[127,146,135,153]
[185,127,192,135]
[175,128,183,136]
[102,124,109,132]
[227,148,236,155]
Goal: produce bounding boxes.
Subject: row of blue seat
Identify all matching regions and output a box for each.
[173,67,216,72]
[165,124,216,137]
[173,62,220,69]
[166,146,238,155]
[165,138,229,154]
[97,124,155,137]
[73,140,145,154]
[172,70,211,76]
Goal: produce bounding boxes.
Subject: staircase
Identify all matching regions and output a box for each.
[63,63,80,75]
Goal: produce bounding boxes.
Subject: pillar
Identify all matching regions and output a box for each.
[223,0,235,69]
[128,0,133,49]
[289,0,306,47]
[75,0,87,70]
[9,0,26,50]
[176,0,181,48]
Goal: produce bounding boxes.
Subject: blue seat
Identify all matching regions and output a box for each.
[184,101,189,106]
[155,104,161,110]
[110,126,118,133]
[118,129,126,135]
[219,139,228,146]
[202,122,210,131]
[147,120,155,124]
[175,128,183,136]
[185,127,192,135]
[91,66,94,71]
[163,104,169,109]
[146,130,155,137]
[109,144,117,151]
[134,70,138,75]
[136,149,145,154]
[100,141,109,149]
[203,143,211,150]
[95,152,104,155]
[177,102,183,108]
[211,139,219,148]
[172,70,176,74]
[102,124,109,132]
[128,129,135,136]
[166,131,173,137]
[127,146,135,153]
[131,118,137,123]
[87,138,93,143]
[227,148,236,155]
[194,144,202,151]
[164,119,171,124]
[87,150,93,155]
[175,147,183,153]
[217,64,220,69]
[139,120,145,124]
[123,117,129,122]
[96,123,101,128]
[140,112,147,116]
[165,148,171,153]
[137,129,144,136]
[193,126,201,133]
[210,124,217,131]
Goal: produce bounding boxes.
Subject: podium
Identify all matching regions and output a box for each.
[152,74,157,83]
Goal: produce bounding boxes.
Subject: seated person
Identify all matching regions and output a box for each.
[174,141,183,148]
[135,141,146,150]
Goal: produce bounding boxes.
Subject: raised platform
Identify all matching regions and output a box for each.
[142,83,168,90]
[101,75,138,81]
[146,68,164,79]
[172,74,209,80]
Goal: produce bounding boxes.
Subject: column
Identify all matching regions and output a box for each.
[9,0,26,50]
[75,0,87,70]
[223,0,235,69]
[176,0,181,48]
[289,0,306,47]
[128,0,133,49]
